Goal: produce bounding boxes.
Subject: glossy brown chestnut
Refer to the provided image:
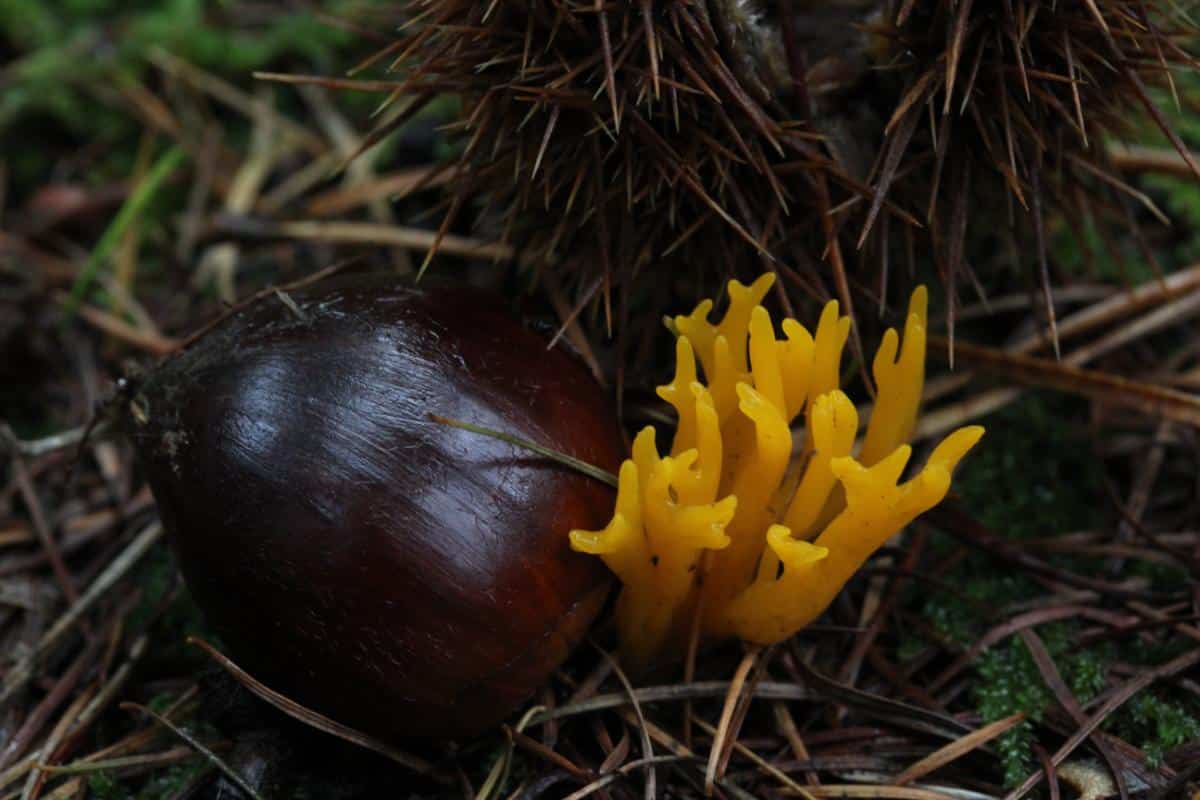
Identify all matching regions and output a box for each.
[125,279,621,741]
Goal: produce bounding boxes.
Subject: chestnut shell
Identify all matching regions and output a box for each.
[127,279,620,740]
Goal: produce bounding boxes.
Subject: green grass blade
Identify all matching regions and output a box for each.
[61,144,188,322]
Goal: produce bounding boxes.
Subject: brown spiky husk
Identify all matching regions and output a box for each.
[387,1,1198,333]
[379,1,868,319]
[857,0,1200,341]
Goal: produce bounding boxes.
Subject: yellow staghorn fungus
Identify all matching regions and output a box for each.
[570,273,984,673]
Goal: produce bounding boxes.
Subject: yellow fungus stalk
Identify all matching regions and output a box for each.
[570,274,984,673]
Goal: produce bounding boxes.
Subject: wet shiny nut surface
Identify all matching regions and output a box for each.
[128,279,621,740]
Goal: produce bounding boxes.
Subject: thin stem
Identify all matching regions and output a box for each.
[428,414,619,488]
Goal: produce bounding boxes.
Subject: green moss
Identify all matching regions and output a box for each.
[922,572,1039,647]
[910,394,1107,644]
[974,640,1050,778]
[136,759,209,799]
[901,396,1118,785]
[88,772,130,800]
[1107,638,1200,766]
[1116,693,1200,768]
[972,628,1115,786]
[85,758,207,800]
[901,393,1200,783]
[1067,648,1108,704]
[954,393,1106,540]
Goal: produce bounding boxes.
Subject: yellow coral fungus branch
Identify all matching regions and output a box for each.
[722,425,984,644]
[572,426,735,672]
[673,273,774,424]
[657,337,700,456]
[860,286,928,467]
[697,380,792,628]
[569,275,983,673]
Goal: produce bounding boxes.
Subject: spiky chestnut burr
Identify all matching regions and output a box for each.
[854,0,1200,345]
[378,1,853,313]
[383,1,1196,334]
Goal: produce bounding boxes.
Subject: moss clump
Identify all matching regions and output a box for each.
[1117,693,1200,768]
[1110,634,1200,768]
[86,758,208,800]
[900,394,1198,785]
[909,394,1107,647]
[954,393,1106,540]
[975,645,1040,788]
[135,759,211,799]
[87,772,126,800]
[973,629,1113,786]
